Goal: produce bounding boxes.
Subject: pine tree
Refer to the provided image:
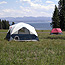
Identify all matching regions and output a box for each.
[1,20,10,29]
[51,5,60,28]
[0,19,1,29]
[12,22,15,25]
[2,20,6,29]
[59,0,65,30]
[6,21,10,29]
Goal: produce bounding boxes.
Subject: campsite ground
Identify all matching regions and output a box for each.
[0,30,65,65]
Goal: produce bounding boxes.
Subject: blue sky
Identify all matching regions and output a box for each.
[0,0,59,17]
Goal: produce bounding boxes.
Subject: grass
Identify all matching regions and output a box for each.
[0,30,65,65]
[0,29,8,32]
[36,30,51,32]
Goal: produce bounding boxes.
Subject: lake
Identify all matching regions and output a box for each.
[26,22,52,30]
[10,22,52,30]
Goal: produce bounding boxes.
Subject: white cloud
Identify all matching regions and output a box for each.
[2,0,55,17]
[46,1,54,4]
[0,1,7,4]
[20,6,31,12]
[56,0,59,1]
[0,0,56,17]
[20,0,55,10]
[20,0,30,2]
[0,13,3,15]
[20,0,30,1]
[16,1,18,3]
[32,0,42,4]
[1,4,54,17]
[27,1,55,11]
[2,9,27,17]
[3,9,15,13]
[20,0,42,4]
[2,7,52,17]
[20,2,55,17]
[41,12,52,17]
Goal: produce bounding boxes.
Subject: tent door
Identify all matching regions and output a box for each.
[18,27,30,34]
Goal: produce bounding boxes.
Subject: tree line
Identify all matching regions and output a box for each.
[0,19,15,29]
[51,0,65,30]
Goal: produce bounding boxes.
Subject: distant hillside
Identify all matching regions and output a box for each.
[0,17,51,23]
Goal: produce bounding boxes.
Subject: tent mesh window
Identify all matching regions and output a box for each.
[18,27,30,34]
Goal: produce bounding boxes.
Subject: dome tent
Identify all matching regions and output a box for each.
[5,22,39,41]
[50,28,62,35]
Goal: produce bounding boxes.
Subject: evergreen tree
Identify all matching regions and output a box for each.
[6,21,10,29]
[2,20,6,29]
[1,20,10,29]
[59,0,65,30]
[12,22,15,25]
[51,5,60,28]
[0,19,1,29]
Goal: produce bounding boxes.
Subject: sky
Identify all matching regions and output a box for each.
[0,0,59,17]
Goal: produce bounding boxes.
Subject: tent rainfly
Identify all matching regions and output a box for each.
[5,22,39,41]
[50,28,62,35]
